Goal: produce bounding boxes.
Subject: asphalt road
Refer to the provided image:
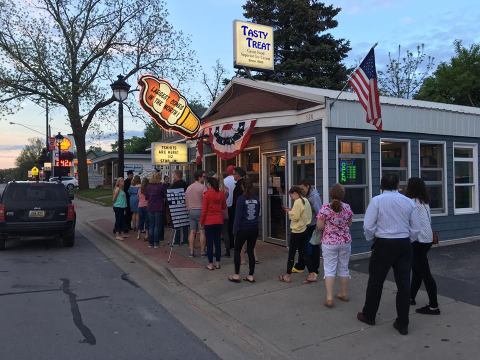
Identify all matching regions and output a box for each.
[0,232,219,360]
[350,240,480,306]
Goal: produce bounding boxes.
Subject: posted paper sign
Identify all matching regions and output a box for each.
[151,142,188,165]
[233,20,274,71]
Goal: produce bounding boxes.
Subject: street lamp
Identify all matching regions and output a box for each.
[55,132,64,180]
[110,75,131,178]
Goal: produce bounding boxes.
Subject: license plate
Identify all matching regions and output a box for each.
[29,210,45,218]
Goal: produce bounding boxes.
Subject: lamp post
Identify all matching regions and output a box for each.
[55,132,64,181]
[110,75,131,179]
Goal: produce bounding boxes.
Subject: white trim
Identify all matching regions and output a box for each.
[418,140,448,217]
[322,114,330,204]
[261,150,288,245]
[287,137,317,206]
[379,138,411,186]
[453,142,479,215]
[336,136,372,220]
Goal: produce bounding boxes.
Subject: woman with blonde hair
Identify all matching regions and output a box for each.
[145,172,167,248]
[317,184,353,308]
[112,177,128,240]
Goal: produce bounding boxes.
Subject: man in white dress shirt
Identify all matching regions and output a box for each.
[357,174,421,335]
[224,165,236,256]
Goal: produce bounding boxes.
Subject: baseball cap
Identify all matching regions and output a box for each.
[226,165,235,175]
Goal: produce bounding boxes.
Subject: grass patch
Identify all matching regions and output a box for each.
[75,187,113,207]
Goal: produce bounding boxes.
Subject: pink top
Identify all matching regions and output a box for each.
[185,181,205,210]
[317,202,353,245]
[138,190,148,208]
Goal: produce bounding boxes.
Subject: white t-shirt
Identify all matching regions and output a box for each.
[414,199,433,243]
[224,175,236,207]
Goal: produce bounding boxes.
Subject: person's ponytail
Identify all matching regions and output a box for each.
[329,184,346,213]
[330,199,342,213]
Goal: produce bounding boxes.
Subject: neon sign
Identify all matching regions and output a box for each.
[339,159,358,184]
[138,75,200,138]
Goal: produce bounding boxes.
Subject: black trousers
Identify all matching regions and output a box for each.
[294,225,321,273]
[234,228,258,276]
[228,207,235,249]
[411,241,438,308]
[362,238,412,327]
[287,231,313,274]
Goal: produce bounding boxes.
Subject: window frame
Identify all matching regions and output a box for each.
[379,138,411,191]
[453,142,478,215]
[239,146,261,197]
[202,153,218,176]
[288,137,317,190]
[418,140,448,217]
[336,136,372,220]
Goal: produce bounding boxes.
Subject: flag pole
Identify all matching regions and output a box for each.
[329,42,378,109]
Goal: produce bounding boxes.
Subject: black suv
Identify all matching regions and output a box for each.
[0,181,76,249]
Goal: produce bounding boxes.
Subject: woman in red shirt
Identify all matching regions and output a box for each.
[201,177,227,270]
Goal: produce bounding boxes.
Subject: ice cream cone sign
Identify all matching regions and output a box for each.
[138,75,200,138]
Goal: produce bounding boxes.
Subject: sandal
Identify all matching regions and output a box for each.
[206,265,215,271]
[215,264,221,269]
[243,276,256,283]
[278,274,291,283]
[336,294,350,302]
[228,275,241,283]
[324,299,334,308]
[303,273,318,284]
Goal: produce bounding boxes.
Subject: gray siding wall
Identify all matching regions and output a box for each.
[329,127,480,254]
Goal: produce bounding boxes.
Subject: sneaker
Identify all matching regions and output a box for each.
[189,252,195,258]
[154,244,159,249]
[148,245,153,248]
[416,305,440,315]
[137,233,140,240]
[357,312,375,326]
[291,266,304,273]
[393,320,408,335]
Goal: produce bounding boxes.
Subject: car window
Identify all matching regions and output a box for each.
[4,184,67,202]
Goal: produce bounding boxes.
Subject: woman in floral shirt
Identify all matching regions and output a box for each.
[317,184,353,308]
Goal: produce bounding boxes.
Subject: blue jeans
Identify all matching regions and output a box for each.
[204,224,222,263]
[174,226,189,244]
[138,207,149,232]
[148,211,164,246]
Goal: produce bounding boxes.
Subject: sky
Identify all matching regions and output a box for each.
[1,0,479,169]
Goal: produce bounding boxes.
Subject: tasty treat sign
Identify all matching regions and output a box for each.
[233,20,274,71]
[138,75,200,138]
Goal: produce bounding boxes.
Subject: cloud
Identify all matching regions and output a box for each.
[0,145,24,151]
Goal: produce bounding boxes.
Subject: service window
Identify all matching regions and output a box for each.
[291,140,315,186]
[381,140,409,193]
[420,142,446,214]
[338,138,369,215]
[454,144,478,214]
[203,153,218,177]
[240,147,260,195]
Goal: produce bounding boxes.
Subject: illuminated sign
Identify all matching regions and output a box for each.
[233,20,274,71]
[339,159,357,184]
[138,75,200,138]
[151,143,188,165]
[31,166,39,176]
[55,159,72,167]
[59,137,72,151]
[43,163,51,171]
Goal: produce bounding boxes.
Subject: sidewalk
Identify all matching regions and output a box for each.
[75,199,480,359]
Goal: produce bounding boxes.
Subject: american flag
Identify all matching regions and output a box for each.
[349,48,382,131]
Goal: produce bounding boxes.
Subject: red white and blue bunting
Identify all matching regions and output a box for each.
[207,120,257,160]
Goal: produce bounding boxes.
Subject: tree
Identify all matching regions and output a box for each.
[202,59,227,105]
[0,0,196,189]
[415,41,480,107]
[378,44,434,99]
[15,138,44,180]
[242,0,351,89]
[87,145,105,154]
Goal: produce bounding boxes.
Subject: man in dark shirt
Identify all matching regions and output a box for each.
[171,170,189,245]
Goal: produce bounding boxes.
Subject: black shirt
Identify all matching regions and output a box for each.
[170,179,188,191]
[232,178,245,212]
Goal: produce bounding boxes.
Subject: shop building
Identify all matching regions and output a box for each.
[200,77,480,254]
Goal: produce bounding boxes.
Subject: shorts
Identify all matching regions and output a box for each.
[321,243,351,278]
[189,209,203,232]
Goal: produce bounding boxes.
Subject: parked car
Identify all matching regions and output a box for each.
[49,176,78,190]
[0,181,76,249]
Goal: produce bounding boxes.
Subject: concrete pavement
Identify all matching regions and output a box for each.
[76,198,480,359]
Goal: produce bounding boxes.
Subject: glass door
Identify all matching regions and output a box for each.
[263,151,287,245]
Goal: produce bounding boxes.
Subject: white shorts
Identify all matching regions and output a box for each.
[322,243,351,278]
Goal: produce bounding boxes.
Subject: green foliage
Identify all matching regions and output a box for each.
[0,168,21,183]
[415,41,480,107]
[15,138,44,180]
[242,0,351,89]
[378,44,434,99]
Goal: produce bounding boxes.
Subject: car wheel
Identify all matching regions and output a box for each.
[62,229,75,247]
[66,183,74,191]
[0,236,6,250]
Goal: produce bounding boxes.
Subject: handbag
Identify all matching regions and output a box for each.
[423,204,439,245]
[309,228,322,245]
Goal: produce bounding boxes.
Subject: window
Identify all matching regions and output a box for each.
[240,147,260,195]
[290,140,315,186]
[203,154,218,176]
[337,138,369,215]
[381,140,409,193]
[454,143,478,213]
[420,142,446,214]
